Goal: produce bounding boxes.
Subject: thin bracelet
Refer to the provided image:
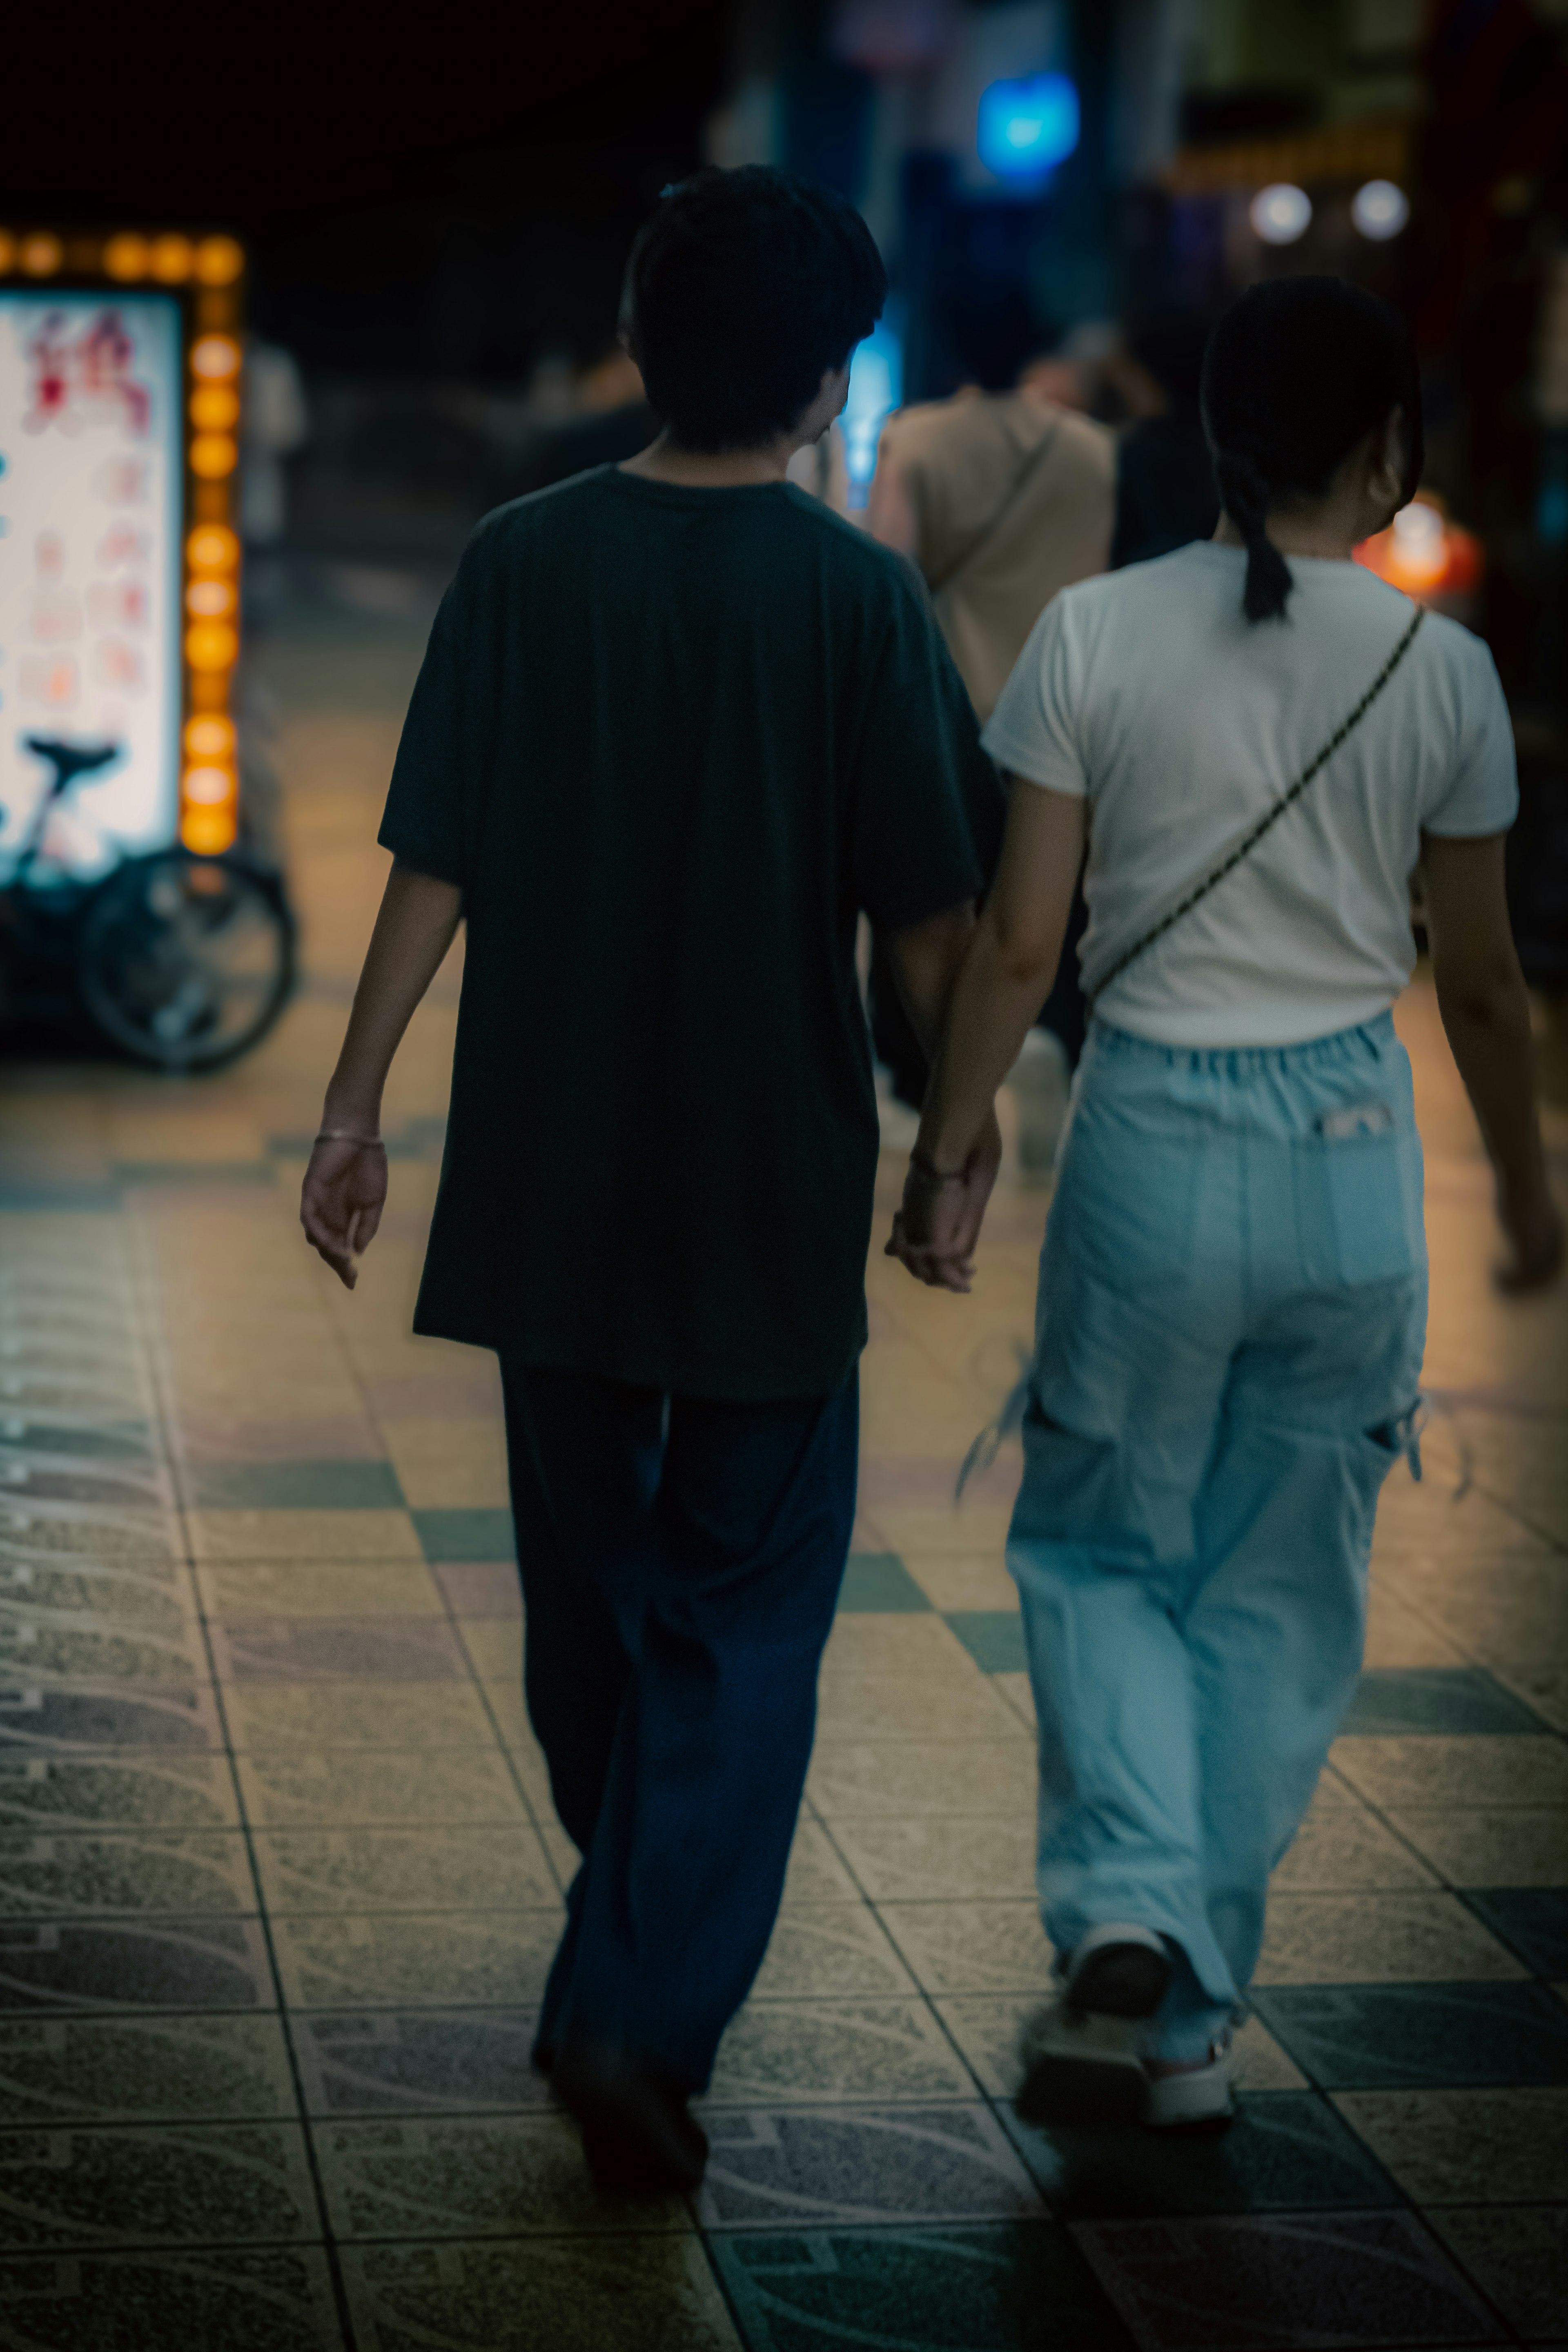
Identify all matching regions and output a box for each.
[909,1144,965,1186]
[315,1130,386,1149]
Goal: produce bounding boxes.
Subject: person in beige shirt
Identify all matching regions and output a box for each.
[867,300,1114,721]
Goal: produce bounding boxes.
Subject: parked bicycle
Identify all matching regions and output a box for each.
[0,733,295,1071]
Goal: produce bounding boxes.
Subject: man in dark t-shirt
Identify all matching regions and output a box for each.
[300,167,1003,2194]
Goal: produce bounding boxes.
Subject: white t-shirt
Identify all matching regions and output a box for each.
[981,541,1518,1048]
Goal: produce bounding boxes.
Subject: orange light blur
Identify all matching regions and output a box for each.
[185,620,239,670]
[150,234,194,284]
[182,764,236,805]
[190,334,241,381]
[180,804,238,855]
[184,715,237,760]
[1355,496,1484,600]
[189,434,238,480]
[0,232,15,272]
[194,236,244,286]
[189,384,240,430]
[104,233,148,282]
[21,233,62,277]
[186,578,236,618]
[187,524,240,572]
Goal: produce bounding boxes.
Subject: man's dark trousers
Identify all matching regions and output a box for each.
[499,1357,858,2094]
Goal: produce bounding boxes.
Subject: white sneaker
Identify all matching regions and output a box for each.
[1015,1923,1172,2129]
[1143,2037,1235,2133]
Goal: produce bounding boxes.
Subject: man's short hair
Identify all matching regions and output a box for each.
[623,167,887,451]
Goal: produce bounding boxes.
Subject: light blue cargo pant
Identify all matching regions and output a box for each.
[1009,1013,1428,2061]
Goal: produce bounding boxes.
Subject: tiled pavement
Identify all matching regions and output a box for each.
[0,609,1564,2348]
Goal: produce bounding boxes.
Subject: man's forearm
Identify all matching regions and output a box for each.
[323,860,463,1129]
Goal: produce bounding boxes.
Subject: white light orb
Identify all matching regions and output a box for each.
[1250,183,1313,245]
[1352,179,1410,241]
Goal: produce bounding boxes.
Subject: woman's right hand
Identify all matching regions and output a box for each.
[1497,1185,1565,1294]
[886,1113,1003,1293]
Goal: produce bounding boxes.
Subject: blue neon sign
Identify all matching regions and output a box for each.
[977,72,1079,181]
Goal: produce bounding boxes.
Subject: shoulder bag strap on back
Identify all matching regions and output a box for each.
[1089,604,1426,1008]
[924,414,1062,598]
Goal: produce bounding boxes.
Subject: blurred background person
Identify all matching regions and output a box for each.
[866,279,1111,1123]
[1110,305,1222,569]
[500,342,657,497]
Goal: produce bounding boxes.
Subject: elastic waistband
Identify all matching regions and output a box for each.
[1087,1009,1399,1081]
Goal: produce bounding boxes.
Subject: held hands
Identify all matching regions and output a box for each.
[885,1111,1003,1293]
[300,1135,388,1290]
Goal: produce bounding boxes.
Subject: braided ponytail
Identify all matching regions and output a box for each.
[1213,449,1294,621]
[1201,278,1424,626]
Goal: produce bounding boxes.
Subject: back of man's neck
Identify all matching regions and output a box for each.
[622,432,792,488]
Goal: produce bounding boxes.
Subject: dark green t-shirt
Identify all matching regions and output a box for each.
[379,465,1002,1400]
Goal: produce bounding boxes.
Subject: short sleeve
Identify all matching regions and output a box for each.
[377,554,484,886]
[850,571,1004,930]
[1423,636,1519,838]
[980,592,1088,796]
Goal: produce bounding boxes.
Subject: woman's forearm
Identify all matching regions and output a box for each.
[917,914,1061,1172]
[1436,971,1549,1212]
[323,860,463,1130]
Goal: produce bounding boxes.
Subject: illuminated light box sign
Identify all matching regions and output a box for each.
[0,229,244,884]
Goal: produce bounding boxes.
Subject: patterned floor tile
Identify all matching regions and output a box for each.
[189,1511,423,1563]
[340,2235,740,2352]
[943,1613,1029,1674]
[1255,1893,1530,1984]
[992,1671,1037,1730]
[699,2103,1045,2230]
[410,1510,516,1564]
[1332,1735,1568,1811]
[1253,1982,1568,2089]
[877,1903,1056,1997]
[377,1422,510,1513]
[222,1680,497,1753]
[1017,2091,1401,2218]
[1361,1584,1469,1669]
[252,1825,554,1916]
[290,2009,552,2116]
[0,1916,275,2012]
[1384,1807,1568,1888]
[0,2244,345,2350]
[748,1906,918,2001]
[0,1684,226,1754]
[0,1553,191,1621]
[453,1619,521,1681]
[904,1556,1023,1613]
[1072,2210,1501,2348]
[1270,1791,1438,1892]
[1428,2205,1568,2340]
[0,2013,297,2122]
[813,1671,1025,1743]
[702,2000,980,2108]
[270,1910,562,2011]
[0,1753,239,1831]
[1333,2087,1568,2203]
[432,1562,520,1617]
[1462,1889,1568,1979]
[826,1817,1037,1902]
[805,1741,1034,1821]
[198,1561,445,1621]
[837,1555,933,1613]
[780,1822,863,1907]
[1342,1668,1550,1736]
[316,2110,688,2238]
[189,1461,405,1511]
[708,2221,1134,2351]
[209,1617,471,1683]
[0,2120,320,2245]
[0,1509,178,1565]
[236,1748,528,1830]
[0,1610,206,1690]
[0,1831,257,1918]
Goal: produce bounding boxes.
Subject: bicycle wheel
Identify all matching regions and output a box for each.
[76,850,296,1072]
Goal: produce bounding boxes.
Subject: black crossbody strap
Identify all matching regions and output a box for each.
[925,417,1062,596]
[1090,604,1425,1006]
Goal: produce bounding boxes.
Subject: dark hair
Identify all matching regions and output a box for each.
[949,281,1045,394]
[622,166,886,451]
[1200,277,1424,622]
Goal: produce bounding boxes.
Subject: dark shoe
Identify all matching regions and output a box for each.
[553,2045,708,2194]
[1015,1923,1172,2129]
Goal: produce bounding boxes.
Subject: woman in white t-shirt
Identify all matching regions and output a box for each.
[889,278,1562,2134]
